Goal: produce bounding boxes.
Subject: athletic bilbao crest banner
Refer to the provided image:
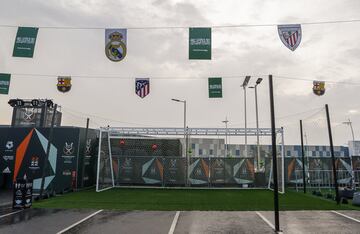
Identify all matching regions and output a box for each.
[57,76,72,93]
[105,29,127,62]
[313,81,325,96]
[135,78,150,98]
[277,24,302,51]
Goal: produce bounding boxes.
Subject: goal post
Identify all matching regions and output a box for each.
[96,128,115,192]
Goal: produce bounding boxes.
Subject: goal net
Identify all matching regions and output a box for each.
[96,127,285,193]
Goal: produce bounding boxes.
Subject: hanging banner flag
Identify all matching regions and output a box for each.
[208,77,222,98]
[277,24,302,51]
[313,81,325,96]
[105,29,127,62]
[57,76,72,93]
[135,78,150,98]
[0,73,11,95]
[189,27,211,60]
[13,27,39,58]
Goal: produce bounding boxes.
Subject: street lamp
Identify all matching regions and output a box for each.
[343,119,356,189]
[171,98,187,157]
[242,76,251,157]
[249,78,263,171]
[222,117,229,157]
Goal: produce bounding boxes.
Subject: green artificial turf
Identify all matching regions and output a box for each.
[33,188,360,211]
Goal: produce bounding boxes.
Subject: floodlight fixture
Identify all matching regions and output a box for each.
[242,76,251,87]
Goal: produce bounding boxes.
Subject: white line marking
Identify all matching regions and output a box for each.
[56,209,103,234]
[255,212,283,233]
[168,211,180,234]
[0,209,23,219]
[331,210,360,223]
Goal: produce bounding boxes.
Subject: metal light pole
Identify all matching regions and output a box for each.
[343,119,356,189]
[242,76,251,157]
[171,98,188,184]
[222,117,229,157]
[249,78,263,171]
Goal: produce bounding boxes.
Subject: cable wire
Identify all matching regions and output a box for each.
[0,19,360,30]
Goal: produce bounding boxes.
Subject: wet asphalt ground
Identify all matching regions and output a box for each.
[0,208,359,233]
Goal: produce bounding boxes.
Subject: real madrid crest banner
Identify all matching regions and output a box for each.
[277,24,302,51]
[313,81,325,96]
[57,76,72,93]
[0,73,11,95]
[135,78,150,98]
[208,77,222,98]
[13,27,39,58]
[105,28,127,62]
[189,27,211,60]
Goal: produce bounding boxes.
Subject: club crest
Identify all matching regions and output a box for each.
[135,78,150,98]
[278,24,302,51]
[313,81,325,96]
[105,29,127,62]
[57,76,72,93]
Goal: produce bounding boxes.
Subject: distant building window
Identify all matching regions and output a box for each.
[209,149,214,155]
[236,150,240,156]
[192,143,196,149]
[287,150,291,156]
[326,151,330,157]
[199,149,203,155]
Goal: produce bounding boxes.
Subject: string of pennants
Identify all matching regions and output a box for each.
[1,24,326,97]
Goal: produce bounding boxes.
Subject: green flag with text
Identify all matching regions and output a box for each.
[189,28,211,60]
[0,73,11,95]
[208,77,222,98]
[13,27,39,58]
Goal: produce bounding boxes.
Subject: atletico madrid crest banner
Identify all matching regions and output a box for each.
[277,24,302,51]
[135,78,150,98]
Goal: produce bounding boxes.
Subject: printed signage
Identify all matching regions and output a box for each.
[189,27,211,60]
[13,178,33,209]
[13,27,39,58]
[0,73,11,95]
[208,77,222,98]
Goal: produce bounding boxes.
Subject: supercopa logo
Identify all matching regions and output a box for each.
[63,142,74,155]
[85,139,91,155]
[23,108,35,122]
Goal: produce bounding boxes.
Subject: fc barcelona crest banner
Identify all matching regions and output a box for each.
[135,78,150,98]
[57,76,72,93]
[105,29,127,62]
[313,81,325,96]
[277,24,302,51]
[13,27,39,58]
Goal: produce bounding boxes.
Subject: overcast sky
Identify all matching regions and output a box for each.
[0,0,359,146]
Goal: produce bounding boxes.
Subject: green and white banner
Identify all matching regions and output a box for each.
[189,27,211,60]
[13,27,39,58]
[0,73,11,95]
[208,77,222,98]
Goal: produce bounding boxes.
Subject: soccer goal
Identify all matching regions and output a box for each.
[96,126,285,193]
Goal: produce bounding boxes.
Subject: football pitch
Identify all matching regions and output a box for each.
[33,188,360,211]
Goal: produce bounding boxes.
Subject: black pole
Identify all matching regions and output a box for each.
[300,120,307,193]
[269,75,280,232]
[325,104,340,204]
[81,118,90,188]
[39,104,57,199]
